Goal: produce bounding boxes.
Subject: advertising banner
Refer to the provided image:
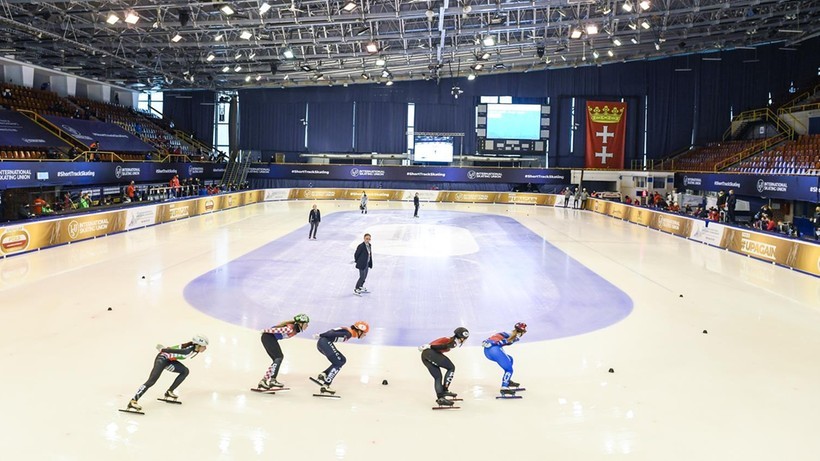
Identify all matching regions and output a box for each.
[247,164,569,185]
[439,191,499,203]
[496,193,556,206]
[263,189,291,201]
[651,213,693,238]
[627,207,654,226]
[590,199,611,215]
[585,101,627,169]
[51,211,125,243]
[0,221,56,255]
[196,197,220,215]
[792,241,820,277]
[0,110,70,148]
[723,229,798,266]
[688,220,728,247]
[158,202,195,221]
[295,189,345,200]
[125,206,158,230]
[607,202,630,220]
[398,190,443,202]
[0,161,222,188]
[43,115,154,152]
[676,173,820,203]
[343,189,402,201]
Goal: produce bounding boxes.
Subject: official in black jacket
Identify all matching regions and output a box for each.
[308,204,321,239]
[353,233,372,295]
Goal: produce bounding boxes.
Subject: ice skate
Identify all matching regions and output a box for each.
[500,387,517,395]
[269,379,284,388]
[320,384,336,395]
[442,390,458,398]
[128,399,142,411]
[508,380,520,388]
[309,373,327,387]
[164,390,178,400]
[359,286,368,293]
[354,289,362,296]
[257,379,271,390]
[435,398,454,407]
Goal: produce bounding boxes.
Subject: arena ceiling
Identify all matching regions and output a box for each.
[0,0,817,90]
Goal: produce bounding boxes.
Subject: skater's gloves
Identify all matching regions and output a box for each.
[155,344,164,351]
[312,334,320,339]
[418,344,430,351]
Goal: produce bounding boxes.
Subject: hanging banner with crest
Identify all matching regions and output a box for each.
[585,101,627,169]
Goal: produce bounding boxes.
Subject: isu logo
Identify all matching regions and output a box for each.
[0,228,31,254]
[67,220,80,239]
[467,170,477,180]
[756,179,765,193]
[115,166,123,178]
[350,168,360,177]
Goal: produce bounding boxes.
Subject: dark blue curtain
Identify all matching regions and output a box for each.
[355,102,407,153]
[236,37,819,162]
[307,102,354,152]
[162,91,216,145]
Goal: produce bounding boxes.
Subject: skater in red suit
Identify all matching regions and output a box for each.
[419,327,469,406]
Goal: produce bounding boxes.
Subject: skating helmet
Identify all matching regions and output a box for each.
[514,322,528,333]
[453,327,470,340]
[353,321,370,335]
[294,313,310,324]
[192,334,209,347]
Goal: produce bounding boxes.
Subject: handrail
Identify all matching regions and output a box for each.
[778,82,820,113]
[82,150,124,162]
[174,129,213,153]
[722,108,795,141]
[712,133,788,171]
[17,109,89,150]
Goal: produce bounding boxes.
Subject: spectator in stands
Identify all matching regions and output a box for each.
[114,93,120,105]
[90,140,99,152]
[726,189,737,223]
[707,207,720,221]
[145,151,153,161]
[79,193,91,209]
[32,195,47,215]
[63,192,75,210]
[2,88,12,99]
[668,202,680,213]
[813,206,820,240]
[125,181,136,203]
[762,214,777,232]
[623,195,632,205]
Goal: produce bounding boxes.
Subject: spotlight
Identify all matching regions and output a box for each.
[641,20,651,30]
[125,12,139,25]
[171,33,183,42]
[361,72,369,80]
[283,48,295,59]
[631,37,639,44]
[570,29,583,39]
[381,69,390,78]
[214,34,223,42]
[375,57,386,66]
[343,1,357,12]
[178,9,190,27]
[106,13,120,25]
[240,30,253,40]
[248,51,257,59]
[608,50,614,57]
[592,50,600,59]
[355,27,369,36]
[639,0,651,10]
[300,64,313,71]
[612,38,622,46]
[467,72,476,80]
[256,75,263,81]
[220,5,235,15]
[654,42,660,50]
[586,24,599,35]
[259,2,271,14]
[206,53,216,62]
[222,66,230,72]
[536,47,545,58]
[385,80,393,86]
[245,75,251,82]
[480,52,491,60]
[472,63,483,70]
[234,65,242,72]
[482,35,495,46]
[622,1,633,12]
[628,22,637,30]
[366,42,379,53]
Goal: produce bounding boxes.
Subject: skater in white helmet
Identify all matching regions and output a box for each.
[126,334,208,412]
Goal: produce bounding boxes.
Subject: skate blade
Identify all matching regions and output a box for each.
[157,398,182,404]
[312,393,341,399]
[495,395,523,399]
[119,408,145,415]
[432,406,461,410]
[308,377,325,387]
[250,388,277,394]
[447,398,463,401]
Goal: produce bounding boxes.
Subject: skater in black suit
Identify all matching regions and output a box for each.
[353,233,372,295]
[308,204,321,239]
[413,193,420,218]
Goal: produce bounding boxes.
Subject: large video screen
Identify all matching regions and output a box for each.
[413,135,453,163]
[486,104,542,140]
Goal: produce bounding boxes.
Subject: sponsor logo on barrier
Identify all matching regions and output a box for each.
[188,165,204,176]
[0,227,30,253]
[21,138,46,143]
[0,169,32,180]
[227,196,234,207]
[454,192,490,201]
[114,166,141,179]
[168,205,190,220]
[756,178,788,193]
[467,170,477,180]
[205,199,215,211]
[657,216,681,232]
[67,219,110,239]
[739,232,777,260]
[302,189,336,199]
[682,176,701,186]
[506,194,538,203]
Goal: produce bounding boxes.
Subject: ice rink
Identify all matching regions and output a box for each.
[1,198,819,460]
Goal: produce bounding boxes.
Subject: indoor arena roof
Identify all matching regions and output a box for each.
[0,0,817,90]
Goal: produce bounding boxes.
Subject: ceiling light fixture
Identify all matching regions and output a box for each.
[365,42,379,53]
[467,72,476,81]
[222,66,230,72]
[361,72,369,80]
[639,0,651,10]
[654,42,660,50]
[608,50,614,57]
[235,65,242,72]
[622,2,633,12]
[586,24,599,35]
[343,1,357,12]
[259,2,272,14]
[300,64,313,71]
[631,37,639,44]
[570,29,583,39]
[206,53,216,62]
[240,30,253,40]
[628,22,637,30]
[214,34,223,42]
[125,12,139,24]
[483,35,495,46]
[612,38,622,47]
[592,50,600,59]
[248,51,257,59]
[472,63,483,70]
[385,80,393,86]
[480,52,491,60]
[106,13,120,25]
[355,26,369,36]
[220,5,235,15]
[641,20,651,30]
[245,75,251,82]
[256,75,263,81]
[283,48,295,59]
[171,33,183,42]
[375,57,386,66]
